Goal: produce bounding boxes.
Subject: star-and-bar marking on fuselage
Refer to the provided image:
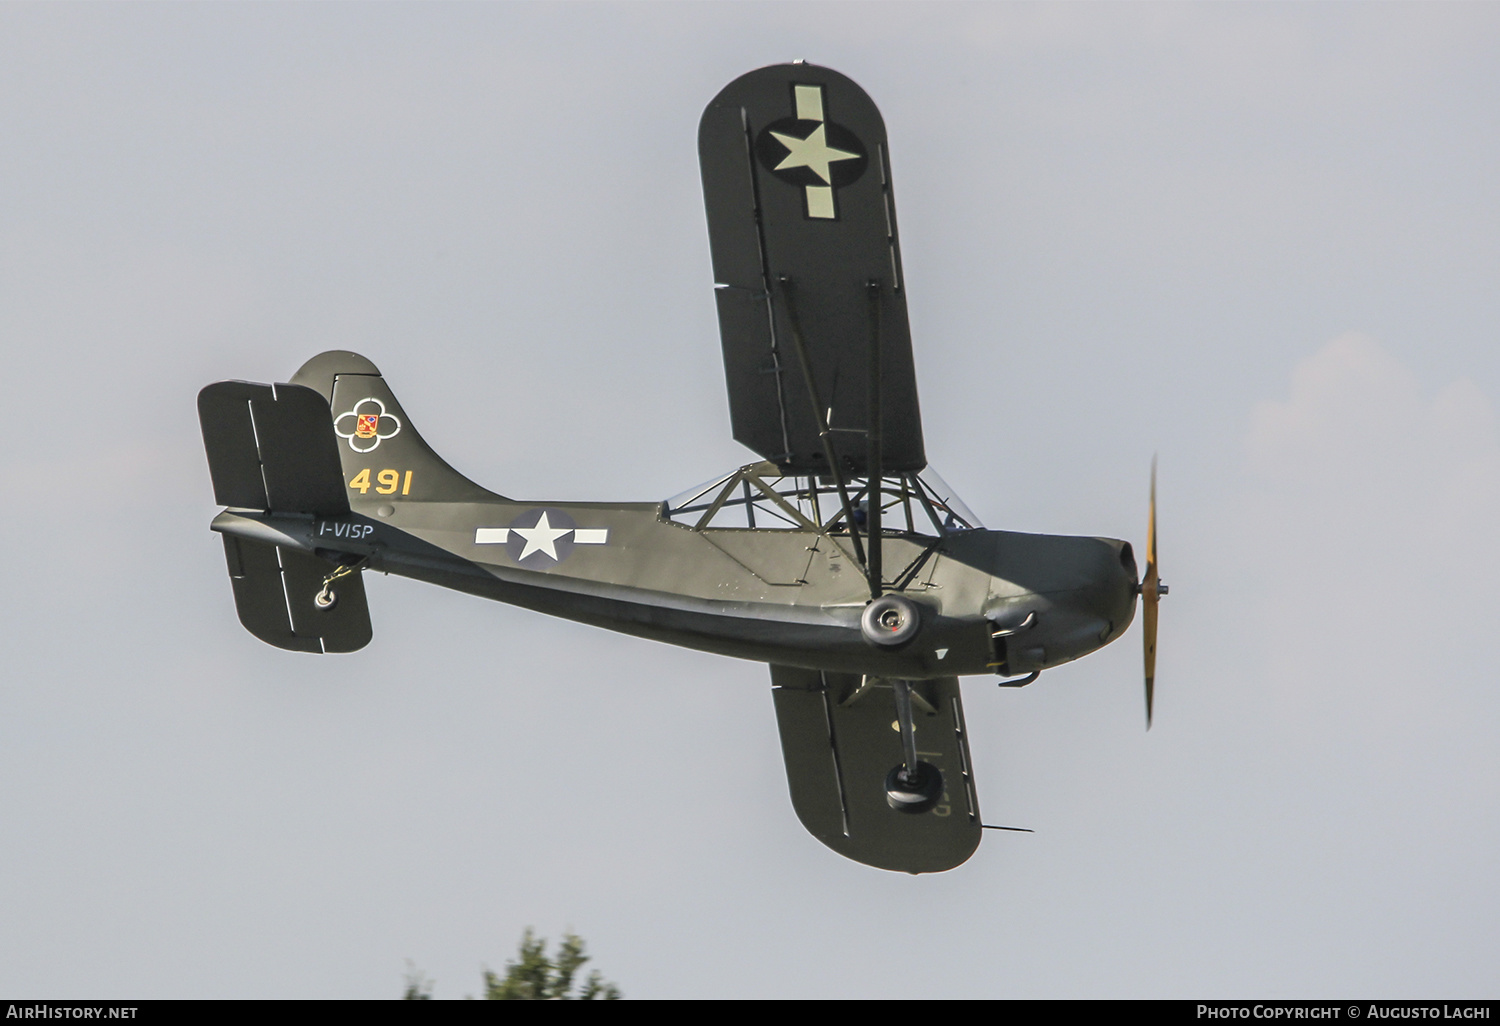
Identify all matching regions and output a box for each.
[474,509,608,570]
[754,83,868,220]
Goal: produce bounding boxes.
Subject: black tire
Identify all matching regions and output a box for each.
[861,594,921,647]
[885,761,943,814]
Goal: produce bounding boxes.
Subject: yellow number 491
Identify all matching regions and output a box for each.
[348,469,412,495]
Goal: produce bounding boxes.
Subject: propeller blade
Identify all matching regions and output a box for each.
[1142,456,1160,729]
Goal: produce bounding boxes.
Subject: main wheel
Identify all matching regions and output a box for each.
[861,594,921,647]
[885,760,943,814]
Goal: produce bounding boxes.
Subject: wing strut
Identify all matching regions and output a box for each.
[775,275,869,576]
[865,281,884,600]
[771,275,898,602]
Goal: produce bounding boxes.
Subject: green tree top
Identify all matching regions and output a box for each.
[402,960,433,1001]
[402,929,620,1000]
[483,929,620,1000]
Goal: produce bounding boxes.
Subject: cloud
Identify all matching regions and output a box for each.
[1238,333,1500,735]
[1246,333,1500,577]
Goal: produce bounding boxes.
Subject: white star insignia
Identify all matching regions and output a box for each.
[769,123,860,184]
[510,511,571,561]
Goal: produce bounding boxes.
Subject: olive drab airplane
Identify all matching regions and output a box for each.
[197,63,1167,874]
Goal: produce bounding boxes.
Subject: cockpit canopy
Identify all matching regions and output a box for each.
[666,462,981,536]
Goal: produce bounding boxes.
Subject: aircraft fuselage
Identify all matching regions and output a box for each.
[212,499,1139,680]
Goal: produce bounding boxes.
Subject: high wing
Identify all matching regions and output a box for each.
[770,666,981,873]
[699,63,925,476]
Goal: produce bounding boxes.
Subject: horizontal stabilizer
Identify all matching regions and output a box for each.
[198,381,349,515]
[221,536,371,653]
[770,666,980,873]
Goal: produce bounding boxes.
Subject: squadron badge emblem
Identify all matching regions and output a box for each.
[334,397,402,453]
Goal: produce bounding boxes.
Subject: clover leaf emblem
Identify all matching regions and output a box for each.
[333,397,402,453]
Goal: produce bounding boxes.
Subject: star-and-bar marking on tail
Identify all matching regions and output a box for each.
[754,83,868,220]
[474,509,608,569]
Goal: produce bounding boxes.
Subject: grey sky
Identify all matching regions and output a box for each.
[2,2,1497,998]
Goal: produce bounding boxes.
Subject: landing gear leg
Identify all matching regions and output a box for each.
[885,680,943,814]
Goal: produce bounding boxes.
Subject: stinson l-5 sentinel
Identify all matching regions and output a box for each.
[198,64,1166,873]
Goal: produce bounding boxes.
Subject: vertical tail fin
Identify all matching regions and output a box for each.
[199,351,493,654]
[288,350,501,508]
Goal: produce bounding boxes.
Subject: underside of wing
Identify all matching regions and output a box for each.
[770,665,980,873]
[700,64,925,475]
